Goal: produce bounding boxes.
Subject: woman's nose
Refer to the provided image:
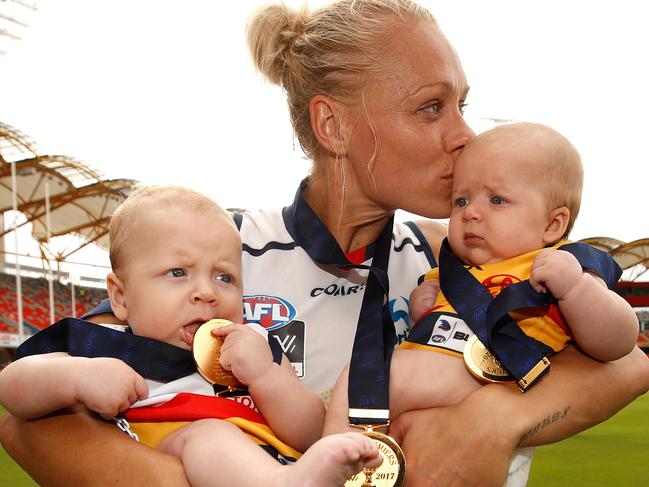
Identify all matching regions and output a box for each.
[444,114,475,155]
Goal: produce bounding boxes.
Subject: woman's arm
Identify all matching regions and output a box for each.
[390,346,649,486]
[0,407,191,486]
[0,312,189,486]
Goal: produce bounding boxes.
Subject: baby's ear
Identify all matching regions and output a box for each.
[543,206,570,244]
[106,272,128,322]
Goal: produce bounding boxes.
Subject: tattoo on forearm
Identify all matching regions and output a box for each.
[522,406,571,442]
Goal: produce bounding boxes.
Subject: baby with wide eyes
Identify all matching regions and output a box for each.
[0,184,382,487]
[324,123,639,471]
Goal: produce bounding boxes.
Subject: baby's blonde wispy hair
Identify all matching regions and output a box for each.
[109,184,234,272]
[476,122,583,239]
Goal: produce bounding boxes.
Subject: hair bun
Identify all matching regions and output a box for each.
[246,4,308,86]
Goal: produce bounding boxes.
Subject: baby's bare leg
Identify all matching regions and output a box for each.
[389,349,482,418]
[288,432,381,486]
[324,350,482,436]
[158,418,380,487]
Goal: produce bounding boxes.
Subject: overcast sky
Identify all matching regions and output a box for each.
[1,0,648,258]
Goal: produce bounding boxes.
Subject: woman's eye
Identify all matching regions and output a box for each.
[455,197,468,207]
[216,274,232,284]
[490,196,506,205]
[418,101,440,114]
[459,102,468,115]
[167,268,186,278]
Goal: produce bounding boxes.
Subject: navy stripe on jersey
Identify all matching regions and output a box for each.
[402,221,437,267]
[232,212,244,230]
[242,241,299,257]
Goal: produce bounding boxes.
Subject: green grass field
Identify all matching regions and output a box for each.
[527,391,649,486]
[1,395,648,486]
[0,406,36,486]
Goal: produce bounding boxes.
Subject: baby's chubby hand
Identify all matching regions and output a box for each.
[75,357,148,418]
[212,324,274,387]
[408,279,441,327]
[530,249,583,299]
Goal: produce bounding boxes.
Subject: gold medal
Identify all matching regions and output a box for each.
[345,430,405,487]
[193,319,243,388]
[463,334,514,383]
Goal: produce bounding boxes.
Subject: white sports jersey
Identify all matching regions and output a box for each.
[236,182,533,487]
[235,184,435,401]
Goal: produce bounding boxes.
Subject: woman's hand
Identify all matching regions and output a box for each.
[390,385,517,487]
[390,345,649,486]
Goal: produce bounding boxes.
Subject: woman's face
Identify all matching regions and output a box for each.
[345,21,474,219]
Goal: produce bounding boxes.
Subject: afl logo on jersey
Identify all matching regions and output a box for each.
[427,315,460,346]
[242,295,296,330]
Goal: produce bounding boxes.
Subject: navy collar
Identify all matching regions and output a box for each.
[281,180,396,420]
[282,178,376,266]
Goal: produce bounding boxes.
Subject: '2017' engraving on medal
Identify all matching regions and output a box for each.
[345,433,405,487]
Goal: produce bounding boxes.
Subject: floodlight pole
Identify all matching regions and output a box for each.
[46,182,55,324]
[70,273,76,318]
[11,160,24,342]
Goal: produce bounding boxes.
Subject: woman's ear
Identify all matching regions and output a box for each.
[543,206,570,243]
[309,95,348,156]
[106,272,128,322]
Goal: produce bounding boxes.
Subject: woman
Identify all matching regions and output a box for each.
[2,1,648,485]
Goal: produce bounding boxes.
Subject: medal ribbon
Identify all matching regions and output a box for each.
[439,239,621,389]
[16,318,196,381]
[16,317,286,384]
[282,181,395,426]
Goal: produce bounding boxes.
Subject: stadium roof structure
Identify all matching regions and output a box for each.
[1,119,648,279]
[578,237,649,281]
[0,121,136,260]
[0,0,37,56]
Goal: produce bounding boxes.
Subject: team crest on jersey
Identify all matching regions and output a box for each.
[243,295,305,379]
[427,315,462,345]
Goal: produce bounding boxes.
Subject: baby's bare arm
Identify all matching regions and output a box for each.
[0,353,147,419]
[214,324,325,452]
[389,349,482,418]
[408,279,441,327]
[531,249,639,361]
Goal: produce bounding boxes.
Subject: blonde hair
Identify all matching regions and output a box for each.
[109,184,234,272]
[246,0,436,159]
[476,122,583,239]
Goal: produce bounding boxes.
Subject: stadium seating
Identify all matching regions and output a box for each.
[0,272,107,334]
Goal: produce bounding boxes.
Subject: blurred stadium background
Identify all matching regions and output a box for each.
[1,1,648,484]
[2,117,648,363]
[1,117,648,486]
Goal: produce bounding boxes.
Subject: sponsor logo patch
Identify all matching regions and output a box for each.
[481,274,522,297]
[310,283,365,297]
[427,315,461,346]
[270,320,306,378]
